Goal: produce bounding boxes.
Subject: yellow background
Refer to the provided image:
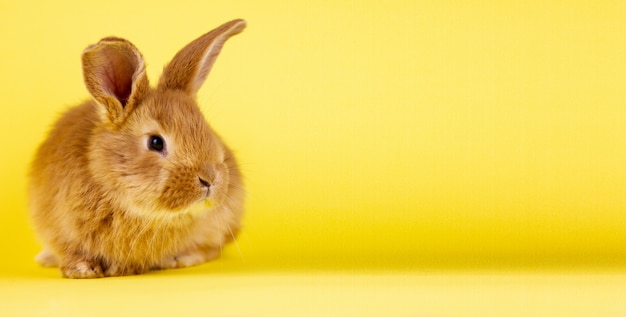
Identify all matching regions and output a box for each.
[2,0,626,316]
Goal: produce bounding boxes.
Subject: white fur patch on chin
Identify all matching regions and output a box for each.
[123,196,215,221]
[181,198,214,216]
[123,199,209,220]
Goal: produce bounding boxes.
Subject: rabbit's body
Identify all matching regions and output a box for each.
[29,20,246,278]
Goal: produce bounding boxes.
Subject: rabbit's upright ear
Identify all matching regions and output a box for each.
[158,19,246,96]
[82,37,149,126]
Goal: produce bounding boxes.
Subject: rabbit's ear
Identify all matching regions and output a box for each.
[82,37,149,125]
[158,19,246,96]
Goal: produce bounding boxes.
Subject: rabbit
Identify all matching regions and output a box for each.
[28,19,247,278]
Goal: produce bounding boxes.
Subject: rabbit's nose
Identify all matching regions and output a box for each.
[198,177,211,188]
[198,166,217,189]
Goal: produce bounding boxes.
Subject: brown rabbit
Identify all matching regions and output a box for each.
[28,19,247,278]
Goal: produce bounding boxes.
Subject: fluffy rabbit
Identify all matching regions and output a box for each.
[29,19,246,278]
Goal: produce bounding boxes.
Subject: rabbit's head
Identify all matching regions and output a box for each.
[82,19,246,217]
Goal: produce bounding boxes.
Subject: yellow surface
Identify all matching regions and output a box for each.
[2,272,626,317]
[2,0,626,315]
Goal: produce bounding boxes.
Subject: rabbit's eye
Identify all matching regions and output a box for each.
[148,135,165,152]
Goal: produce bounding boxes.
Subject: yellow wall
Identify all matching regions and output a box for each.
[1,0,626,274]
